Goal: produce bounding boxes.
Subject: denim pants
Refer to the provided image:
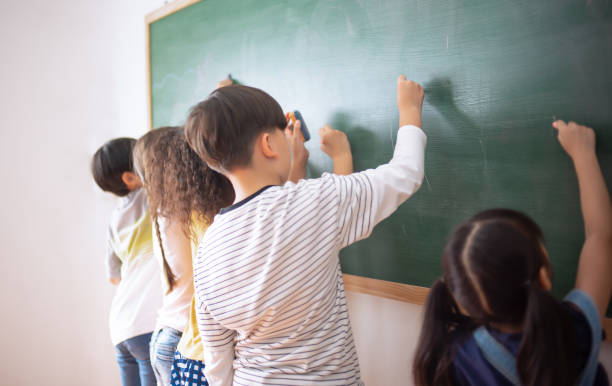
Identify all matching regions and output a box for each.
[150,327,183,386]
[115,332,156,386]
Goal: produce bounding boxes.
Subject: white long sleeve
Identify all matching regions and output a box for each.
[197,298,235,386]
[192,124,426,385]
[333,124,426,248]
[203,344,234,386]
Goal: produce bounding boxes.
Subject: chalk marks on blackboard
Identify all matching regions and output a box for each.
[479,138,488,175]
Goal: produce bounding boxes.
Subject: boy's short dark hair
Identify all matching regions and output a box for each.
[91,137,137,196]
[184,85,287,172]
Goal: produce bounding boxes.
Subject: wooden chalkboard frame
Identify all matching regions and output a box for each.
[145,0,612,339]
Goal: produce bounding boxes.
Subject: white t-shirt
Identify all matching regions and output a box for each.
[107,188,162,345]
[194,125,427,385]
[152,216,195,332]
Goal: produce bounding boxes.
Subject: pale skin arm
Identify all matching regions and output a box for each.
[397,75,424,128]
[287,120,354,181]
[287,120,309,183]
[554,120,612,320]
[289,74,420,181]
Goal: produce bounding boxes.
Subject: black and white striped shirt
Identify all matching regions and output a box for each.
[194,125,427,385]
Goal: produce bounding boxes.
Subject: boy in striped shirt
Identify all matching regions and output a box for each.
[184,76,427,385]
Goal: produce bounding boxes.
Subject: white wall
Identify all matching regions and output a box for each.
[1,1,611,386]
[347,293,612,386]
[0,0,162,385]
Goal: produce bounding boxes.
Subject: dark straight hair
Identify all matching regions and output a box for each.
[184,85,287,172]
[413,209,578,386]
[91,137,136,197]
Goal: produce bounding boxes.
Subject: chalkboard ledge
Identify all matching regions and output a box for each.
[342,274,612,340]
[342,274,429,305]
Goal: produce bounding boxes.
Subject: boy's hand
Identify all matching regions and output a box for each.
[110,277,121,285]
[287,120,309,182]
[216,78,233,89]
[397,75,424,128]
[553,120,596,160]
[319,125,353,175]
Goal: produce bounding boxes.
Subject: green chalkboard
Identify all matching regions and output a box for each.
[149,0,612,306]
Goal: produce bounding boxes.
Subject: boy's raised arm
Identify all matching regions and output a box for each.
[332,76,427,248]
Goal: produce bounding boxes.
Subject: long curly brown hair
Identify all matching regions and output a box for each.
[133,126,234,291]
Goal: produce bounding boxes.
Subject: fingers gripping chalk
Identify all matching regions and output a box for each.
[286,110,311,142]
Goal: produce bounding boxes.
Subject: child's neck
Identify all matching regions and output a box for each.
[489,322,523,334]
[227,168,284,204]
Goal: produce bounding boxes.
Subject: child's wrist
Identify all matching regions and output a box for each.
[399,107,422,128]
[332,153,354,175]
[572,150,597,167]
[332,151,352,162]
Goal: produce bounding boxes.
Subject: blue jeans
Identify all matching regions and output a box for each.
[150,327,182,386]
[115,332,156,386]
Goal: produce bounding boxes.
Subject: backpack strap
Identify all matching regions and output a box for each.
[474,290,602,386]
[565,289,602,386]
[473,326,521,385]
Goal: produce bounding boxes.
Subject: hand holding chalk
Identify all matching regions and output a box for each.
[553,120,596,160]
[286,120,309,182]
[320,125,353,175]
[397,75,424,128]
[286,110,311,142]
[216,76,234,89]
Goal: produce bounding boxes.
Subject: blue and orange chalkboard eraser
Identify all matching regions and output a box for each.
[286,110,311,142]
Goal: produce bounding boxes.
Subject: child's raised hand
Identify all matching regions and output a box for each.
[319,125,351,159]
[320,125,353,175]
[216,77,233,89]
[397,75,424,128]
[286,120,309,182]
[553,120,595,160]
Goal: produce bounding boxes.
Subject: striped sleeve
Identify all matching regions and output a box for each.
[196,296,235,386]
[333,125,427,248]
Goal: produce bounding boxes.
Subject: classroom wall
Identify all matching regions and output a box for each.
[1,1,611,385]
[0,0,163,384]
[347,293,612,386]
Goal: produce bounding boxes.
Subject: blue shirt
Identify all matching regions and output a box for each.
[451,301,608,386]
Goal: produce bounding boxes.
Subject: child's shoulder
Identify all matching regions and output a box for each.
[110,188,151,230]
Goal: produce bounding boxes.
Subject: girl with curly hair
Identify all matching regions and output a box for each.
[133,126,234,386]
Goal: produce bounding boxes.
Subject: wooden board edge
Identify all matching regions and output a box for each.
[342,274,429,305]
[342,274,612,340]
[145,18,152,130]
[145,0,201,24]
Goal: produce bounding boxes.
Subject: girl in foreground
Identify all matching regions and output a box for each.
[414,120,612,386]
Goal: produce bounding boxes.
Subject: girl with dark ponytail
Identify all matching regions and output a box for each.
[414,120,612,386]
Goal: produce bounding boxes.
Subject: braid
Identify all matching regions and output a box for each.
[154,216,175,293]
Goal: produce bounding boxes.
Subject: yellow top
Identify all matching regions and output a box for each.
[176,217,208,360]
[177,297,204,359]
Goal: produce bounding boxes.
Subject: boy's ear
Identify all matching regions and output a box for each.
[121,171,142,190]
[259,132,279,159]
